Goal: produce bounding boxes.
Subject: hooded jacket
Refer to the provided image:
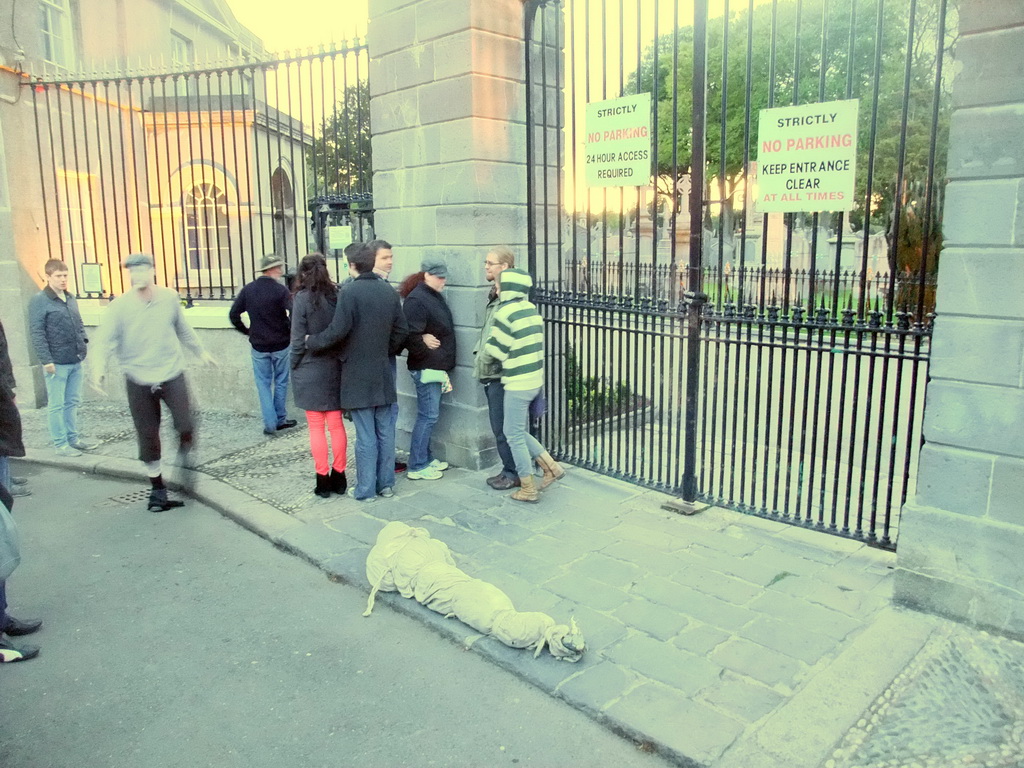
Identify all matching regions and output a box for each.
[483,268,544,391]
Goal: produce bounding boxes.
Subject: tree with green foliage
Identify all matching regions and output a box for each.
[308,79,372,197]
[624,0,956,262]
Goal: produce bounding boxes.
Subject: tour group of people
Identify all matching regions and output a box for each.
[234,239,566,504]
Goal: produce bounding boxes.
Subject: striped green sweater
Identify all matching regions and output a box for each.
[484,268,544,391]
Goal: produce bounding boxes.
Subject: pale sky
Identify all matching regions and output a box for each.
[226,0,370,54]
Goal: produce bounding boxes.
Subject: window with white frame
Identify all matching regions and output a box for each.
[171,32,193,68]
[39,0,76,70]
[182,182,229,271]
[170,32,195,97]
[56,170,97,268]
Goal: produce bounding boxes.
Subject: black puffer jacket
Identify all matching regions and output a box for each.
[403,282,456,372]
[28,287,88,365]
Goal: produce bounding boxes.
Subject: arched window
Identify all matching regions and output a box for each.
[271,168,294,259]
[183,182,229,270]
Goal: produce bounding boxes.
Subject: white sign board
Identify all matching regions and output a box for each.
[584,93,652,188]
[327,226,349,251]
[80,262,103,294]
[756,99,859,212]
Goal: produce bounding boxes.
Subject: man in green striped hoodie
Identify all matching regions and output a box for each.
[483,267,565,502]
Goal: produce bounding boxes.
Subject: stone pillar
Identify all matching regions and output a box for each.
[366,0,530,469]
[894,4,1024,637]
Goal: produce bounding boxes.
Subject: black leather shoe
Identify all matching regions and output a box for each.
[487,474,520,490]
[276,419,298,431]
[3,617,42,636]
[0,637,39,662]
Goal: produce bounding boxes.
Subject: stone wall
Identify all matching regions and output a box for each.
[894,3,1024,638]
[367,0,531,469]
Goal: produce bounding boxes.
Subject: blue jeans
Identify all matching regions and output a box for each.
[408,370,442,472]
[44,362,83,448]
[503,386,545,477]
[389,356,399,424]
[252,348,290,432]
[350,405,397,499]
[483,380,516,478]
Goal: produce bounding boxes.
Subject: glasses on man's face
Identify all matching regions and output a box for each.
[484,260,500,267]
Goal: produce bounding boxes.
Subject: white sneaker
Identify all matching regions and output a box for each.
[427,459,450,472]
[54,445,82,457]
[407,467,443,481]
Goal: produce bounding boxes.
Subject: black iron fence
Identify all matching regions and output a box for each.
[26,44,372,301]
[544,262,937,317]
[526,0,953,549]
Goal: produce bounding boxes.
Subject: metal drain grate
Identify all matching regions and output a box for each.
[107,490,152,505]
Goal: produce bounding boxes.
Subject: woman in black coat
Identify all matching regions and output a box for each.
[399,258,456,481]
[290,254,346,498]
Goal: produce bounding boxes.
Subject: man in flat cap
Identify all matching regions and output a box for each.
[230,254,296,436]
[90,254,215,512]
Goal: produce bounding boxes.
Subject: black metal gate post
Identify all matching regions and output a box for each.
[665,0,708,516]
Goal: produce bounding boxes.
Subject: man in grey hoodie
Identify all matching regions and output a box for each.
[90,254,216,512]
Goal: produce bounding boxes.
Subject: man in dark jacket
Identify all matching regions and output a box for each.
[229,254,297,435]
[0,320,43,662]
[306,244,408,501]
[28,259,96,457]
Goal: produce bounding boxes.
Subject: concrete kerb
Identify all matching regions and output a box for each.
[18,448,306,549]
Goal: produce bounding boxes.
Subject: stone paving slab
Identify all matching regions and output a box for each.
[12,403,1024,767]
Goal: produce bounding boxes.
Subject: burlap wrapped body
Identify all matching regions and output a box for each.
[364,521,585,662]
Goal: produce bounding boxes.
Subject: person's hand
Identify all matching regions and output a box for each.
[423,333,441,350]
[43,363,56,375]
[200,351,219,367]
[89,374,106,396]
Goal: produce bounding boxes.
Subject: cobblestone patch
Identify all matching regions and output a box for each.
[828,626,1024,768]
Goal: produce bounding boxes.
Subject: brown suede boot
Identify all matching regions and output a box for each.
[535,452,566,491]
[510,474,540,503]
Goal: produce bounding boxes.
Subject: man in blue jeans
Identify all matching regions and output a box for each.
[473,247,519,489]
[28,259,98,458]
[230,254,297,435]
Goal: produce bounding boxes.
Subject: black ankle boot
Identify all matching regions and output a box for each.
[314,473,332,499]
[330,469,348,495]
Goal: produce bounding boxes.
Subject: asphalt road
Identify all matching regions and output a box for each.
[0,467,673,768]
